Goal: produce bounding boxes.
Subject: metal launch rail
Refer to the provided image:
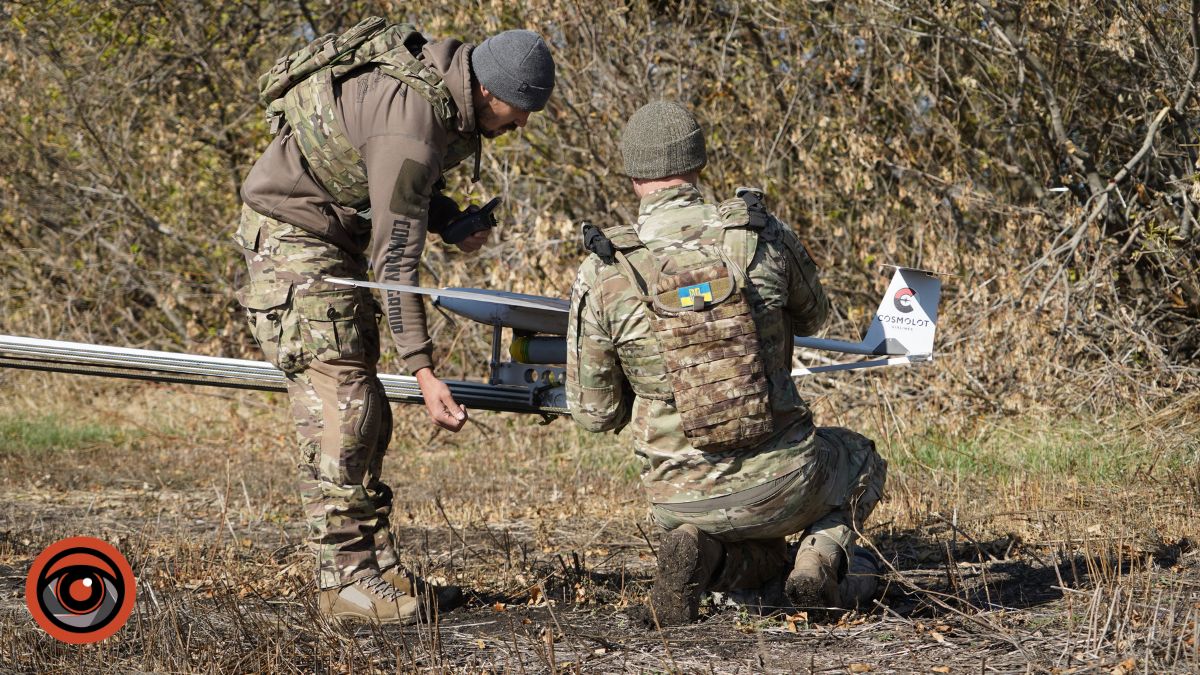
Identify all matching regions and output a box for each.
[0,334,568,416]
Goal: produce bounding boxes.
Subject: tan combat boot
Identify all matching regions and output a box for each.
[379,565,464,614]
[785,535,845,611]
[645,524,724,626]
[319,573,419,624]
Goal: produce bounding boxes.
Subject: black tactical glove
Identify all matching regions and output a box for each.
[427,192,462,235]
[581,222,616,263]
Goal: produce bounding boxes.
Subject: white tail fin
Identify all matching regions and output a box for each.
[793,266,942,357]
[859,266,941,356]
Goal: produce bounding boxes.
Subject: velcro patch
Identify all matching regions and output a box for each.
[677,282,713,308]
[389,158,432,218]
[654,276,734,312]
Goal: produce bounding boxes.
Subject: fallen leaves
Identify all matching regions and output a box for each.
[1110,658,1137,675]
[785,611,808,633]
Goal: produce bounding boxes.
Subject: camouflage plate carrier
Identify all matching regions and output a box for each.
[256,16,472,206]
[605,190,775,452]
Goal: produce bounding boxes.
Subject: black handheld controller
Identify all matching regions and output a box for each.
[441,197,502,245]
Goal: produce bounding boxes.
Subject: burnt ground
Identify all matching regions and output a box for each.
[0,380,1196,672]
[0,483,1196,673]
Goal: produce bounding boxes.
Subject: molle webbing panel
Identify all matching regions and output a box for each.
[649,265,773,452]
[281,68,371,205]
[277,25,457,207]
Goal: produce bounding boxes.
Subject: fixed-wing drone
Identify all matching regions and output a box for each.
[329,264,942,396]
[0,267,941,418]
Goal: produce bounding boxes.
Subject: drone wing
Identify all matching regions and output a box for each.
[326,278,570,335]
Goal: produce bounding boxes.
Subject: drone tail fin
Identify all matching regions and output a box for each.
[859,267,941,357]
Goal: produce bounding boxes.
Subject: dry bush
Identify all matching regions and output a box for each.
[4,5,1200,670]
[1,0,1197,431]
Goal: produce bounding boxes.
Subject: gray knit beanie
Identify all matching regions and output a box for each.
[620,101,707,180]
[472,29,555,112]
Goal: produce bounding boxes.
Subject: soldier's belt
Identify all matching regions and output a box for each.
[652,464,804,514]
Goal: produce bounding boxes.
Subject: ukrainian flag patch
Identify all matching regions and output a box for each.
[678,282,714,308]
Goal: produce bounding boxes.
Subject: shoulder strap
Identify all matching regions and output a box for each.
[260,16,389,131]
[274,24,475,205]
[613,250,655,302]
[599,222,644,252]
[579,221,659,305]
[365,26,458,131]
[265,22,457,132]
[716,187,769,273]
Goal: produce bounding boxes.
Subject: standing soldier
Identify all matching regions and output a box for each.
[567,102,886,625]
[233,19,555,623]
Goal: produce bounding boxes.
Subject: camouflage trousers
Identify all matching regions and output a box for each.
[651,427,886,587]
[233,206,400,589]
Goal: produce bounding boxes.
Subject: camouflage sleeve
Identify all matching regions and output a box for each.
[566,261,631,432]
[779,224,830,336]
[364,134,443,374]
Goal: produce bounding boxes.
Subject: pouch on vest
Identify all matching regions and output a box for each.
[258,17,390,132]
[620,250,775,453]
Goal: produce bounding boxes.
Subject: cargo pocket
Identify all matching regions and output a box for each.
[815,427,871,507]
[233,207,266,252]
[295,289,366,363]
[235,280,305,373]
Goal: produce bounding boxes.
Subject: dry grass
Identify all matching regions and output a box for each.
[2,2,1197,670]
[0,370,1196,673]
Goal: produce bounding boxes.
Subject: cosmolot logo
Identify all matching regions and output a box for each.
[893,287,917,313]
[25,536,136,644]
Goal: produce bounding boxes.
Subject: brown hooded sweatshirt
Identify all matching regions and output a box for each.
[240,38,478,374]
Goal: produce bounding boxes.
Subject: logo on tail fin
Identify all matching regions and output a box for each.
[862,267,941,356]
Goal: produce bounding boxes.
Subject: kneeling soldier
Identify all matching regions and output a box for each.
[566,102,886,624]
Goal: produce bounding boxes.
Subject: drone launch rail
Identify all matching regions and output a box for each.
[0,335,568,416]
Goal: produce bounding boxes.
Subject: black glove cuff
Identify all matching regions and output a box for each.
[428,193,461,234]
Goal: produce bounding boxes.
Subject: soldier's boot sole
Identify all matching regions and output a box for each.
[785,548,843,613]
[644,524,723,627]
[321,608,419,625]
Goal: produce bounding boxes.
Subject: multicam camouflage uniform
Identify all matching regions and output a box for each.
[567,184,886,584]
[236,27,554,604]
[234,208,400,588]
[234,37,480,589]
